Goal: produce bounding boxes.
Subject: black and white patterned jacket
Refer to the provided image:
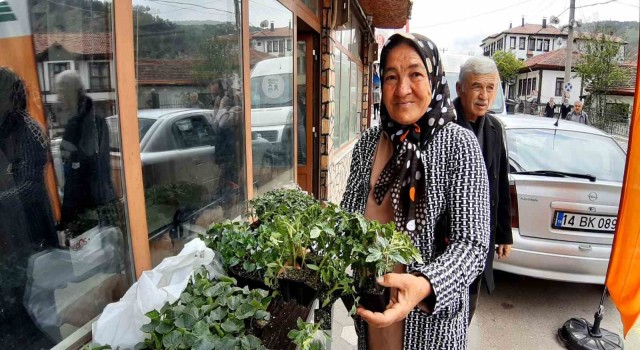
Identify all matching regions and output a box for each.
[341,124,490,350]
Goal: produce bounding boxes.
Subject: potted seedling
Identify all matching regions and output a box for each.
[350,220,423,313]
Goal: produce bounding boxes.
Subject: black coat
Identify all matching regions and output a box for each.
[454,99,512,293]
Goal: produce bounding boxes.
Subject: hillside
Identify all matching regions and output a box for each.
[580,20,639,61]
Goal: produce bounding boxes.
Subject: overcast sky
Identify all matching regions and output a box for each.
[408,0,640,55]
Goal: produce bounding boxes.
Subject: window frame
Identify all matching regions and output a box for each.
[510,36,516,49]
[46,60,72,92]
[528,37,536,51]
[519,37,526,50]
[89,61,112,91]
[555,77,564,97]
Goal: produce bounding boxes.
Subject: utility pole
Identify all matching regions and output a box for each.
[564,0,576,96]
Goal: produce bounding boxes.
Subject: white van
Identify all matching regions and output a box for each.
[249,57,294,145]
[441,54,508,116]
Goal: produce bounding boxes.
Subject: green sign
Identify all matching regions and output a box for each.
[0,1,17,23]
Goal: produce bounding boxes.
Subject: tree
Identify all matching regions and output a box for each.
[575,32,626,125]
[492,51,525,87]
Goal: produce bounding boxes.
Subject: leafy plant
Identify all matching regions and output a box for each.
[81,344,113,350]
[248,188,317,223]
[287,318,329,350]
[136,269,272,350]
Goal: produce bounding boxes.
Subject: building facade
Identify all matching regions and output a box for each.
[0,0,411,348]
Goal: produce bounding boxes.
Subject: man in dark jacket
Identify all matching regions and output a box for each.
[454,57,513,323]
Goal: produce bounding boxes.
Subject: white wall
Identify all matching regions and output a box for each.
[540,70,583,102]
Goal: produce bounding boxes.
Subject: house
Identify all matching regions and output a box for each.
[250,23,294,57]
[482,18,628,108]
[33,33,117,126]
[602,63,637,122]
[513,48,583,104]
[481,18,567,60]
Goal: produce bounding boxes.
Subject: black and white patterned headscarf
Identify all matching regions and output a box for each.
[373,33,456,236]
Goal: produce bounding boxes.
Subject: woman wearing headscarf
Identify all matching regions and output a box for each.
[341,33,490,349]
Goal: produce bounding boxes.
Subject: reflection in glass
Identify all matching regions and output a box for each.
[301,0,319,15]
[297,41,307,166]
[339,52,350,145]
[0,0,131,347]
[249,0,295,195]
[132,0,248,266]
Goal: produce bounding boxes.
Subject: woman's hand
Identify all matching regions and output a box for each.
[357,273,432,328]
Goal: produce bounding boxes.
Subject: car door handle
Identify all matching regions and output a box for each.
[578,244,592,251]
[192,158,204,166]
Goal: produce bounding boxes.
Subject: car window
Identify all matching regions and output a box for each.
[506,128,626,182]
[172,115,216,149]
[105,117,156,151]
[445,72,505,114]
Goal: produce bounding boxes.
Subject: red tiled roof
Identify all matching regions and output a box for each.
[33,33,112,55]
[520,48,581,71]
[137,49,273,85]
[483,24,565,42]
[251,27,293,38]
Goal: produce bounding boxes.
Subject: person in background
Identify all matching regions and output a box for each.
[56,70,116,234]
[566,100,590,125]
[544,97,555,118]
[372,85,381,119]
[341,33,489,350]
[560,97,572,119]
[453,57,512,323]
[186,92,204,109]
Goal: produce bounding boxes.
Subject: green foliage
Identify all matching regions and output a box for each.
[492,51,525,84]
[204,189,423,315]
[287,318,329,350]
[81,344,113,350]
[575,30,627,124]
[136,269,271,350]
[248,188,318,223]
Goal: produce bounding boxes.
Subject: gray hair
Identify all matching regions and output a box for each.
[458,57,499,85]
[574,100,584,106]
[55,70,86,108]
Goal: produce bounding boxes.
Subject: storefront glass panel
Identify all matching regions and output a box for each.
[130,0,248,267]
[250,0,295,195]
[0,0,132,347]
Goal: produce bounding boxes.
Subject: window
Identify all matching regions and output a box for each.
[532,77,537,92]
[172,116,216,149]
[555,78,564,96]
[0,1,133,348]
[543,39,550,52]
[89,62,111,91]
[537,39,543,51]
[47,62,70,91]
[133,0,257,262]
[519,37,526,50]
[286,39,292,51]
[528,37,536,51]
[518,79,524,96]
[268,41,273,52]
[526,78,532,95]
[510,37,517,49]
[301,0,319,15]
[257,41,262,47]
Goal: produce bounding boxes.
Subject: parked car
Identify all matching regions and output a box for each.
[52,108,273,236]
[494,115,626,284]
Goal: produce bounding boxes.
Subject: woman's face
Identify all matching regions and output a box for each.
[382,43,432,125]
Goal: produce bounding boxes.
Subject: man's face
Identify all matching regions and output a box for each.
[210,84,220,95]
[456,73,499,120]
[574,103,583,113]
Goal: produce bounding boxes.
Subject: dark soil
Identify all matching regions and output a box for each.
[314,308,332,330]
[278,267,319,305]
[358,276,390,313]
[228,265,270,291]
[260,297,312,350]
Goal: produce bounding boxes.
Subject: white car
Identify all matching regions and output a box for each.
[493,115,626,284]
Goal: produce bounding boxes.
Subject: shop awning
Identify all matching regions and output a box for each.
[358,0,411,29]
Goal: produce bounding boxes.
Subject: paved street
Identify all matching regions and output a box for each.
[330,271,640,349]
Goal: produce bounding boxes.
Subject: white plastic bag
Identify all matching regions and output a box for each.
[92,238,216,349]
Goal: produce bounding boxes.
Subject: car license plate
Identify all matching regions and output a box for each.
[553,211,617,233]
